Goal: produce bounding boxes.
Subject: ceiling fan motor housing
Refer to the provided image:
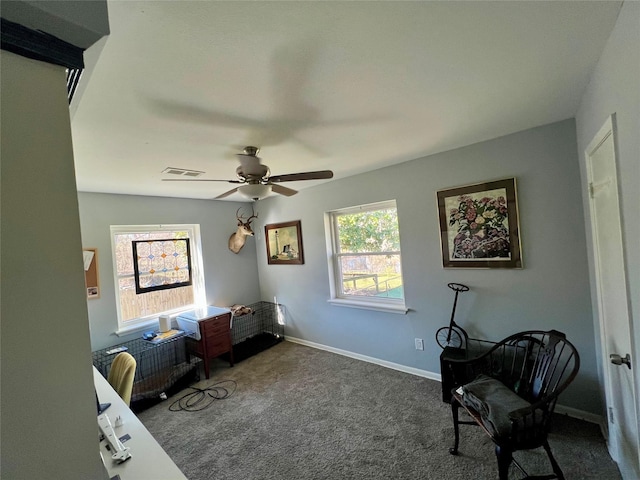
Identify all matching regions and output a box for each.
[242,146,259,156]
[236,164,270,181]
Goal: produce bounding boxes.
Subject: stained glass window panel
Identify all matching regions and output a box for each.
[132,238,192,294]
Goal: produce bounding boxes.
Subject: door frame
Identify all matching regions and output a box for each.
[584,113,639,472]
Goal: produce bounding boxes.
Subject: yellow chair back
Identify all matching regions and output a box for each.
[107,352,137,406]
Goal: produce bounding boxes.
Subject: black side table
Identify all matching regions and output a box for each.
[440,340,496,403]
[440,347,468,403]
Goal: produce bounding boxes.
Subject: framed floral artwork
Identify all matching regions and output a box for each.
[436,178,522,268]
[265,220,305,265]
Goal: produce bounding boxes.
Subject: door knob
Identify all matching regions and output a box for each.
[610,353,632,369]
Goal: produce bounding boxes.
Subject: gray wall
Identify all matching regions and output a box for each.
[78,192,262,351]
[1,51,108,480]
[255,119,599,413]
[575,0,640,465]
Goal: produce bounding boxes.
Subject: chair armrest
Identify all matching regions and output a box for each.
[506,394,558,445]
[508,394,557,422]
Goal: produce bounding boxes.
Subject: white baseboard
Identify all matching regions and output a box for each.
[284,336,604,426]
[285,335,441,382]
[554,404,604,425]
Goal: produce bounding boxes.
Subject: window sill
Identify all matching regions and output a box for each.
[115,319,158,337]
[327,298,408,314]
[114,305,201,337]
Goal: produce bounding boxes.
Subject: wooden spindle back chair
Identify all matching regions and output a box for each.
[448,330,580,479]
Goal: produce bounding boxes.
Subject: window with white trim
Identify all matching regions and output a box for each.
[110,224,206,333]
[326,200,407,313]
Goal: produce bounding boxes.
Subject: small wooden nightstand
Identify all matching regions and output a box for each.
[185,311,233,379]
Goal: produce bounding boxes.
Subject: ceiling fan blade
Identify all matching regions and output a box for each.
[214,187,240,199]
[270,184,298,197]
[162,179,243,184]
[268,170,334,183]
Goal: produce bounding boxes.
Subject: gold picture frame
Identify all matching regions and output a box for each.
[436,178,522,268]
[265,220,304,265]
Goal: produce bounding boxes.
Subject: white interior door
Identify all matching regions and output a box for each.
[585,115,639,479]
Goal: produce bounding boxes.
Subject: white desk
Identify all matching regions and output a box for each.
[94,367,187,480]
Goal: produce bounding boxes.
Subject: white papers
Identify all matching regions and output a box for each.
[83,250,95,271]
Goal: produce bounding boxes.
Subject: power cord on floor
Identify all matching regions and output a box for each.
[168,380,237,412]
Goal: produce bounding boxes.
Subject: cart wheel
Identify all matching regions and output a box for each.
[436,326,464,349]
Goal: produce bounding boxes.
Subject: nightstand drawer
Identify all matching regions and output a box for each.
[206,337,231,355]
[203,319,230,336]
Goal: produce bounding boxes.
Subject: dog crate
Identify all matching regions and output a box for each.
[92,334,199,408]
[230,301,285,362]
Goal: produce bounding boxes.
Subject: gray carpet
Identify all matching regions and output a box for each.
[138,341,620,480]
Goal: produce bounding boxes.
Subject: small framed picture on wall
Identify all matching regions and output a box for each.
[265,220,305,265]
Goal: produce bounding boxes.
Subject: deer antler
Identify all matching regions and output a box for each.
[236,207,258,224]
[246,214,258,223]
[246,205,258,223]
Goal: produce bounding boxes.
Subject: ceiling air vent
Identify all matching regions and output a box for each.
[162,167,204,177]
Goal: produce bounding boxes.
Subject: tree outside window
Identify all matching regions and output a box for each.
[327,201,406,312]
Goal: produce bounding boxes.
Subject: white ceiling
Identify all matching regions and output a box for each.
[71,1,622,201]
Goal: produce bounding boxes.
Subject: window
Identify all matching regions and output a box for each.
[111,225,205,333]
[132,238,192,294]
[326,200,407,313]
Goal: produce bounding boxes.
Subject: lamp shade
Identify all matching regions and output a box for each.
[238,184,272,200]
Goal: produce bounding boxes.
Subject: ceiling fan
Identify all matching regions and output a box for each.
[162,146,333,200]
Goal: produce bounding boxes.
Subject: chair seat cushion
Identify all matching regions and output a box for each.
[461,374,531,438]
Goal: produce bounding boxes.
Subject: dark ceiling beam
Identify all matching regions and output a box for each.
[1,17,84,69]
[0,0,108,69]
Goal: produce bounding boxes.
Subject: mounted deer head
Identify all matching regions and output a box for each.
[228,207,258,254]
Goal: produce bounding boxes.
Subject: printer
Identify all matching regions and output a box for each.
[176,306,232,341]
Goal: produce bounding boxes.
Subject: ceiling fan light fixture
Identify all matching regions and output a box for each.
[238,183,272,200]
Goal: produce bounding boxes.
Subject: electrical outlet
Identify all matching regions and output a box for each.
[415,338,424,350]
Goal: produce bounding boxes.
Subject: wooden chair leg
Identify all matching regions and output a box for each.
[449,398,460,455]
[495,444,512,480]
[543,440,565,480]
